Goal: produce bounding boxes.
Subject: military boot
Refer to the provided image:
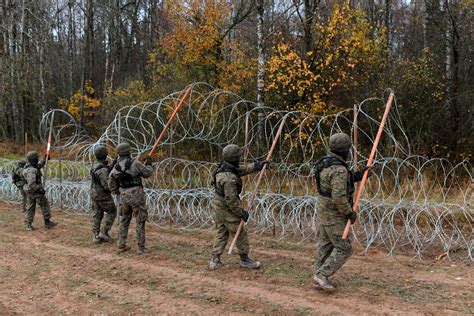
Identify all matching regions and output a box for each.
[117,243,131,253]
[26,223,34,231]
[92,234,101,244]
[99,230,111,242]
[313,272,335,292]
[209,256,223,270]
[44,219,57,229]
[239,254,260,269]
[137,246,151,254]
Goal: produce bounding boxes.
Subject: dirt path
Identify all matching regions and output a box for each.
[0,201,472,315]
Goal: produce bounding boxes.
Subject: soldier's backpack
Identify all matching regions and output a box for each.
[11,166,25,186]
[90,163,111,192]
[114,158,142,188]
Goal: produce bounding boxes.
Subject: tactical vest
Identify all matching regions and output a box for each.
[114,158,142,188]
[12,166,25,184]
[314,156,355,205]
[213,163,242,198]
[90,163,111,193]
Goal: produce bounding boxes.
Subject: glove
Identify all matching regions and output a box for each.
[347,211,357,224]
[241,210,250,222]
[44,154,51,161]
[38,188,46,195]
[144,158,153,166]
[360,165,373,177]
[255,160,270,171]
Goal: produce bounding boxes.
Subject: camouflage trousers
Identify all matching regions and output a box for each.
[16,186,26,212]
[117,202,148,248]
[314,223,354,277]
[25,192,51,224]
[212,218,249,256]
[91,199,117,237]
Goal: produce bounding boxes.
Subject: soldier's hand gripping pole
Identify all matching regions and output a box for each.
[228,114,288,254]
[143,86,192,164]
[342,92,394,240]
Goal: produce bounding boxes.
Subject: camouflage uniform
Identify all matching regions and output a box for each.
[109,143,153,253]
[313,133,363,291]
[211,161,258,256]
[90,146,116,243]
[22,151,57,230]
[12,160,27,212]
[209,144,267,270]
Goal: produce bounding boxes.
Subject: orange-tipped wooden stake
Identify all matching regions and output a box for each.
[144,86,192,164]
[228,114,287,254]
[342,92,394,240]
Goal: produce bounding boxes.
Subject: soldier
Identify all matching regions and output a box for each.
[22,151,57,231]
[209,144,269,270]
[12,160,27,212]
[312,132,369,292]
[109,143,153,254]
[90,146,117,243]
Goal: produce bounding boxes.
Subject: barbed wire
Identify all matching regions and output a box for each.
[0,83,471,260]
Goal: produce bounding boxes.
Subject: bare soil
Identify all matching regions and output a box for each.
[0,201,472,315]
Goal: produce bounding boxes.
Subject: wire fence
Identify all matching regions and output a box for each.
[0,83,471,260]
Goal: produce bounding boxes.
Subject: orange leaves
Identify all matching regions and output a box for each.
[147,0,253,93]
[59,80,101,127]
[266,1,386,119]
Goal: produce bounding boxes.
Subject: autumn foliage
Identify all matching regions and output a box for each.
[148,0,255,95]
[2,0,471,160]
[266,2,386,116]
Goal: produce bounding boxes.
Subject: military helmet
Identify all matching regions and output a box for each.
[26,151,39,164]
[116,143,131,156]
[329,132,351,154]
[18,160,27,167]
[94,146,108,160]
[222,144,242,163]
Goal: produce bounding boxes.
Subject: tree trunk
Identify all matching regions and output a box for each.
[384,0,391,62]
[256,0,265,151]
[68,0,74,97]
[82,0,95,127]
[444,1,460,152]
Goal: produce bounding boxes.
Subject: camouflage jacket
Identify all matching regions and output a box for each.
[211,161,258,222]
[12,164,26,188]
[22,163,44,194]
[109,157,153,197]
[90,160,113,201]
[317,152,364,225]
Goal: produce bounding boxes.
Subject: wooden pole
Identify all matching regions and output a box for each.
[117,112,121,144]
[24,132,27,156]
[116,112,122,226]
[342,92,394,240]
[43,111,55,185]
[353,103,359,238]
[168,119,174,228]
[242,113,250,204]
[228,114,287,254]
[144,86,191,164]
[59,149,63,210]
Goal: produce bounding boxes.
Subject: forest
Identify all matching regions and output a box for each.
[0,0,472,160]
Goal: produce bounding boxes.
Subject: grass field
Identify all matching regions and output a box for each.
[0,201,472,315]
